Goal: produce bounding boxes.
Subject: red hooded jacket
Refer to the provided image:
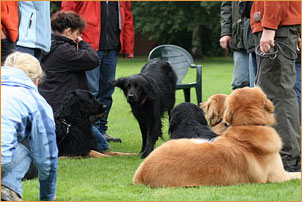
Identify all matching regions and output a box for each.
[61,1,134,57]
[1,1,19,42]
[250,1,301,33]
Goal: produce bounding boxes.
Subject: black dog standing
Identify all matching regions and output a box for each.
[112,59,177,158]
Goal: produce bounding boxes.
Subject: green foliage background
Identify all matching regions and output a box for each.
[51,1,224,58]
[132,1,223,57]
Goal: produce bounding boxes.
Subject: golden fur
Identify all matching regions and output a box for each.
[133,87,301,187]
[200,94,228,135]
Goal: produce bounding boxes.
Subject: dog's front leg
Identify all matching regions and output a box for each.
[141,119,161,158]
[138,119,148,154]
[88,150,110,158]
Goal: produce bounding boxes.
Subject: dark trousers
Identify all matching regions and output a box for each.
[1,39,15,65]
[85,50,118,133]
[15,45,42,62]
[254,25,301,167]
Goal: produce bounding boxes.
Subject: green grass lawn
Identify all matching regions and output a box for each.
[22,56,301,201]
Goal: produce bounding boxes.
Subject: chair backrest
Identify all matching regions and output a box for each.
[148,44,194,84]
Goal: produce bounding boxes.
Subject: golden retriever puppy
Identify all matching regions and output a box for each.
[133,87,301,188]
[200,94,228,135]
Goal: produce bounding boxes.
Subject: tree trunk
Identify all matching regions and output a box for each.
[191,26,202,58]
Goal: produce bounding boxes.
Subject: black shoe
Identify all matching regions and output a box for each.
[290,157,301,172]
[1,185,22,201]
[104,133,122,143]
[284,155,301,172]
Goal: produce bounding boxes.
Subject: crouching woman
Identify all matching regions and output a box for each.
[1,52,58,201]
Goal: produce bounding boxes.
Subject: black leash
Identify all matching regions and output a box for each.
[254,41,298,85]
[56,118,71,146]
[255,41,298,60]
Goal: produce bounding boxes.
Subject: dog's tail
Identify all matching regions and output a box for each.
[133,162,145,185]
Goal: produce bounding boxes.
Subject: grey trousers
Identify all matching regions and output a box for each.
[254,25,301,167]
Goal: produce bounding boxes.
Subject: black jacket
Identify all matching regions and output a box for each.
[38,33,99,112]
[220,1,255,53]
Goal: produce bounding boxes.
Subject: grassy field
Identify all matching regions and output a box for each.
[22,56,301,201]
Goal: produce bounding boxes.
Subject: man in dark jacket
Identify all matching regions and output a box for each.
[220,1,256,89]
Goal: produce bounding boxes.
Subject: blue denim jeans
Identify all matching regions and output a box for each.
[86,50,118,133]
[1,143,31,198]
[231,51,250,89]
[296,62,301,124]
[16,45,42,61]
[16,45,41,61]
[249,52,257,87]
[91,126,109,151]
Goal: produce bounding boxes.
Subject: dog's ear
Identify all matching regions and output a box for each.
[110,78,127,89]
[223,105,234,126]
[264,97,274,113]
[200,101,209,114]
[59,91,80,117]
[204,99,221,126]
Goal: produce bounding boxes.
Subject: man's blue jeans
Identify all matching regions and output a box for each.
[86,50,118,134]
[16,45,42,61]
[296,62,301,124]
[91,126,109,151]
[231,51,250,89]
[1,144,31,198]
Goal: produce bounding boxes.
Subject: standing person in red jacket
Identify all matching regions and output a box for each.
[61,1,135,143]
[250,1,301,172]
[1,1,19,64]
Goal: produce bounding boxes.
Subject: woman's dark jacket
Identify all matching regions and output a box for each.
[38,33,99,112]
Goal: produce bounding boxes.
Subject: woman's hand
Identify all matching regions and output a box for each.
[75,36,83,43]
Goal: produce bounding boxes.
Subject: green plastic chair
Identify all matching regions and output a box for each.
[148,44,202,104]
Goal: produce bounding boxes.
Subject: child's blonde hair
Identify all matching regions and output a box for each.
[4,52,43,82]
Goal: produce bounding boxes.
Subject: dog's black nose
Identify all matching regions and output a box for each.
[127,93,135,100]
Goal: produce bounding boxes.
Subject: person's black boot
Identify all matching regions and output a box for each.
[104,133,122,143]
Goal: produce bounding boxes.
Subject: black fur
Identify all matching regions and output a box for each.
[169,102,218,141]
[22,138,38,180]
[54,89,106,156]
[111,59,177,158]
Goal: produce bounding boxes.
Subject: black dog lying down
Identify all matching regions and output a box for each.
[169,102,217,141]
[22,90,135,180]
[55,89,136,157]
[111,59,177,158]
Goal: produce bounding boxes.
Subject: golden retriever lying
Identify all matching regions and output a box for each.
[133,87,301,187]
[200,94,228,135]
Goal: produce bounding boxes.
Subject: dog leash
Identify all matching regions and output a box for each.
[56,118,71,146]
[254,40,298,86]
[255,41,298,60]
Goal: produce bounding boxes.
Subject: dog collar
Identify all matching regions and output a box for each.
[140,97,147,105]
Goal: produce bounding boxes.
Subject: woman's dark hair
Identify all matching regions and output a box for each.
[51,11,86,33]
